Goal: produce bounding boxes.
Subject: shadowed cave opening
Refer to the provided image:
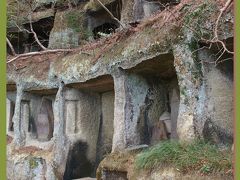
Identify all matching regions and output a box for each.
[23,17,54,52]
[93,22,118,39]
[7,17,54,55]
[64,141,93,179]
[87,0,121,40]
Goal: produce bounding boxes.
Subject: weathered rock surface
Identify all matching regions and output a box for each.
[6,0,233,179]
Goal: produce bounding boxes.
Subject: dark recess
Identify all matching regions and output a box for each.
[23,17,54,52]
[93,23,118,39]
[64,141,94,179]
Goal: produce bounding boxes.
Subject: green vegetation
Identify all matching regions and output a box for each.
[66,11,92,39]
[135,140,232,175]
[187,38,204,80]
[66,11,84,33]
[29,158,39,169]
[179,85,188,104]
[181,1,216,80]
[183,0,217,40]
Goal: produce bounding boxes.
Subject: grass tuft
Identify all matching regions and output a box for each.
[135,140,232,175]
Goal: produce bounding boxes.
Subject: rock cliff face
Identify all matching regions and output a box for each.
[7,0,233,179]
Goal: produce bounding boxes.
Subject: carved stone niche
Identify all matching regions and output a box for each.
[36,98,54,141]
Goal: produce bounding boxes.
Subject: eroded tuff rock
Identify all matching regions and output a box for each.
[7,0,233,179]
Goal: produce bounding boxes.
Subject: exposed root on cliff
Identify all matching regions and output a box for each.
[7,49,74,64]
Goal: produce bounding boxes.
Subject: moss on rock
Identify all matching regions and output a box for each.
[29,157,39,169]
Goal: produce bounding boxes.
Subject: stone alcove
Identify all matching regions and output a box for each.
[7,15,54,54]
[12,89,57,145]
[112,53,180,151]
[86,0,122,39]
[23,16,55,52]
[5,88,58,178]
[63,75,115,179]
[27,89,57,143]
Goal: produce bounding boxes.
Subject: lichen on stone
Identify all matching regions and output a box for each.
[29,157,39,169]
